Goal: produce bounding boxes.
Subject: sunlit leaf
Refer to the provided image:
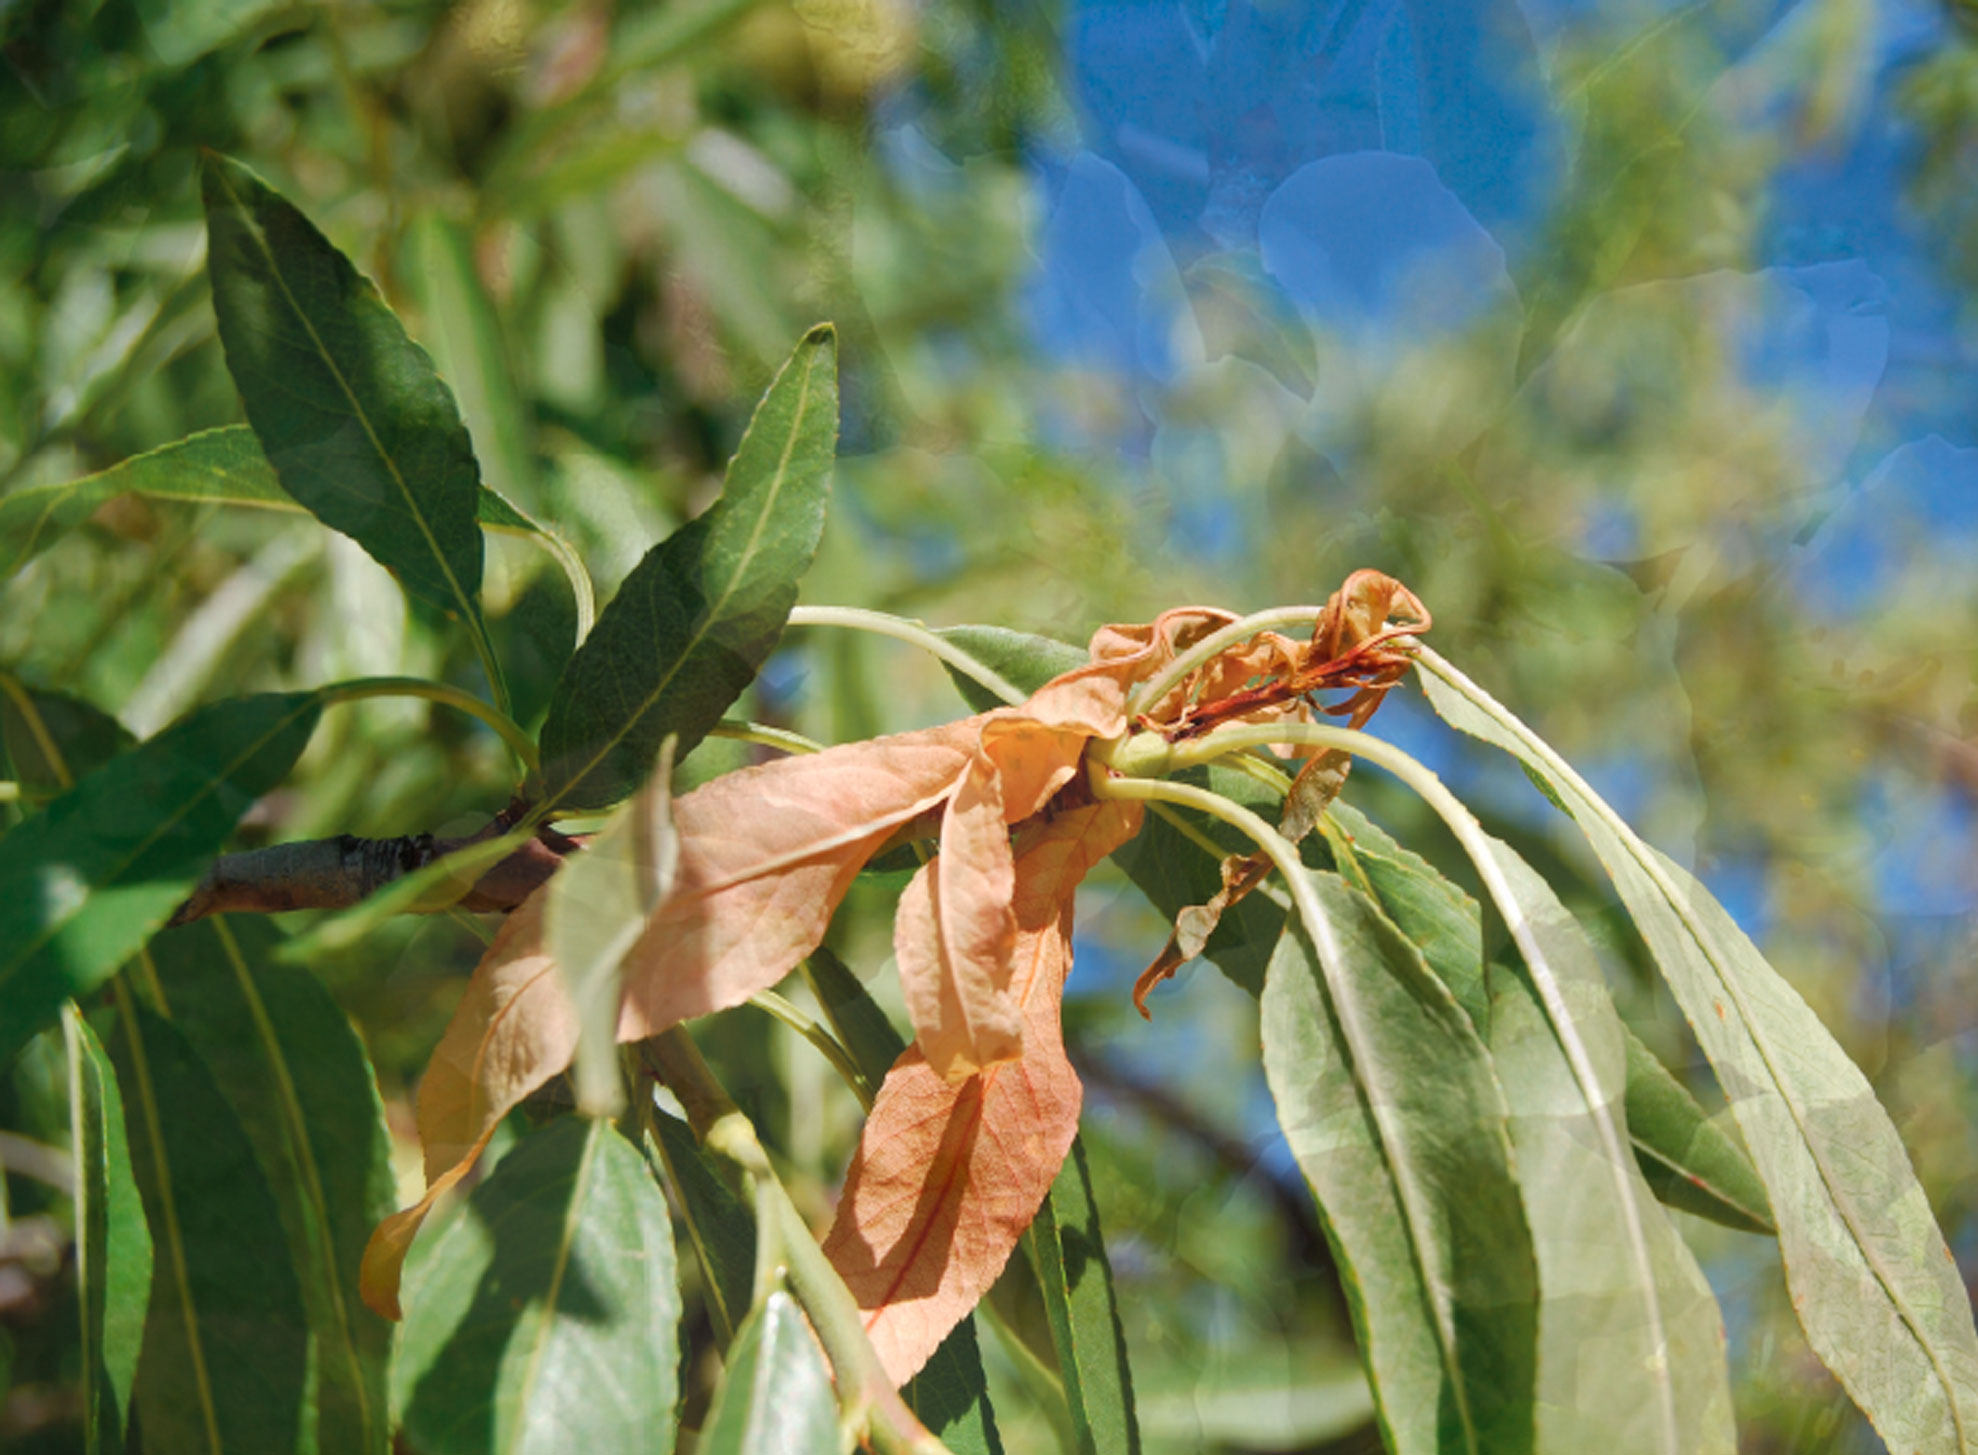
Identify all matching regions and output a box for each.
[113,997,308,1453]
[201,155,500,695]
[0,691,321,1068]
[1262,870,1536,1455]
[1419,652,1978,1453]
[538,324,838,810]
[393,1117,680,1455]
[547,740,678,1115]
[936,625,1087,712]
[698,1290,836,1455]
[152,918,396,1454]
[1480,839,1734,1454]
[64,1004,151,1455]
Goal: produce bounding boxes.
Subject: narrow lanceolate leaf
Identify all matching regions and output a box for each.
[1262,871,1537,1455]
[648,1108,756,1345]
[151,919,396,1455]
[201,156,496,680]
[0,691,321,1067]
[1418,650,1978,1454]
[699,1290,837,1455]
[823,801,1139,1385]
[1478,841,1733,1455]
[1621,1028,1774,1235]
[360,893,577,1321]
[0,425,555,583]
[1029,1139,1141,1455]
[113,998,308,1453]
[65,1005,151,1455]
[393,1118,680,1455]
[547,740,678,1115]
[538,324,838,810]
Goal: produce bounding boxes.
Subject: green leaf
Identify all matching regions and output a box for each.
[538,325,838,810]
[648,1107,756,1346]
[0,426,556,583]
[698,1289,837,1455]
[0,682,132,794]
[547,741,677,1115]
[395,1117,681,1455]
[0,691,321,1068]
[200,155,502,700]
[113,996,309,1453]
[1261,870,1537,1455]
[1622,1027,1775,1235]
[150,918,396,1454]
[1027,1139,1142,1455]
[133,0,286,64]
[1328,801,1488,1032]
[1418,651,1978,1454]
[64,1004,152,1455]
[1479,839,1734,1454]
[935,625,1088,711]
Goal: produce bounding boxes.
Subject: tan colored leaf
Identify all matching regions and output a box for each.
[1132,850,1273,1017]
[359,892,576,1318]
[823,800,1141,1385]
[616,720,980,1040]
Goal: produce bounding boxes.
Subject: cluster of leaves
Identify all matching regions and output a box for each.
[2,152,1977,1455]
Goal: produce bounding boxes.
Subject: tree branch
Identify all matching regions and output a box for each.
[167,815,580,927]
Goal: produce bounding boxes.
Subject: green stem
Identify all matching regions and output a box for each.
[787,605,1026,707]
[710,720,825,756]
[315,676,538,781]
[749,991,874,1110]
[1124,605,1326,718]
[642,1029,951,1455]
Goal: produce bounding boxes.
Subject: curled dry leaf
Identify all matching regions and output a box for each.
[823,800,1142,1385]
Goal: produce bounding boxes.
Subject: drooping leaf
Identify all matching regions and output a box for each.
[112,997,309,1453]
[698,1290,837,1455]
[823,801,1139,1385]
[538,324,838,810]
[805,949,1005,1453]
[1478,839,1734,1455]
[547,739,678,1115]
[1621,1028,1775,1235]
[151,918,396,1454]
[0,425,559,583]
[0,691,321,1067]
[1327,801,1488,1032]
[0,682,133,792]
[394,1117,680,1455]
[648,1107,756,1345]
[1027,1138,1142,1455]
[64,1004,151,1455]
[936,626,1088,712]
[360,892,577,1321]
[1261,870,1537,1455]
[805,948,1005,1453]
[1418,651,1978,1453]
[201,155,499,691]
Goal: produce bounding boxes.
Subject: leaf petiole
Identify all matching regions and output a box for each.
[314,676,539,782]
[787,605,1027,706]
